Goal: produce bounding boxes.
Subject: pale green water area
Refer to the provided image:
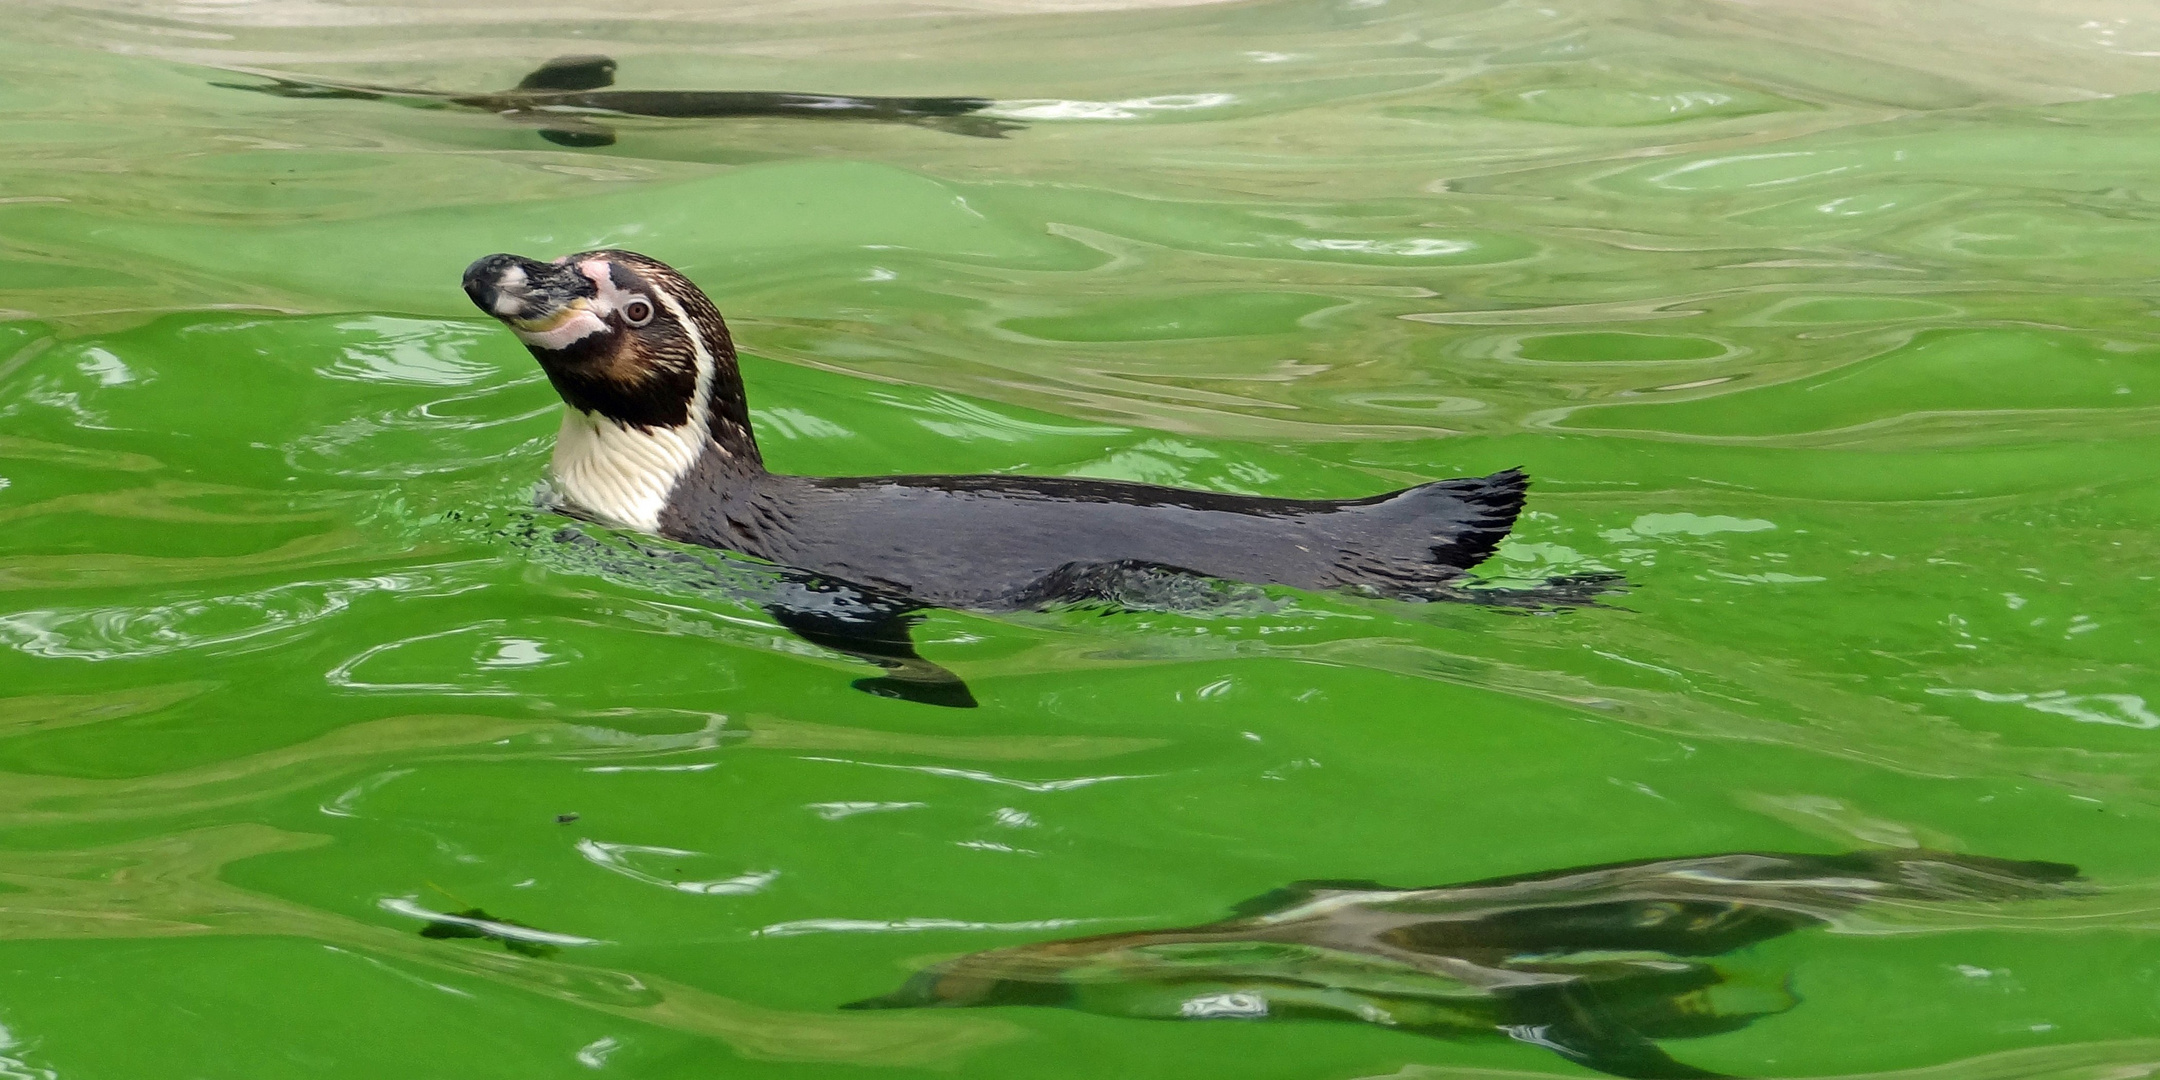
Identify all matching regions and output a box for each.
[4,0,2160,1076]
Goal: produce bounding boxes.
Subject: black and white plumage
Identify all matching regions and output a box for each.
[462,249,1541,705]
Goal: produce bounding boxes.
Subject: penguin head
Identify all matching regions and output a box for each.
[463,250,751,449]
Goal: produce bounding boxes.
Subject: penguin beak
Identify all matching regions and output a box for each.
[462,253,593,327]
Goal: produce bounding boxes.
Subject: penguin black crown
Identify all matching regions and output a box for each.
[464,250,1552,706]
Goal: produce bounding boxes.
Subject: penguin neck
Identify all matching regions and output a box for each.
[698,357,764,473]
[678,295,764,472]
[547,355,765,534]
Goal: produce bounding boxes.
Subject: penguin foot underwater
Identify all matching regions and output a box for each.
[213,54,1019,146]
[844,849,2083,1078]
[462,249,1596,706]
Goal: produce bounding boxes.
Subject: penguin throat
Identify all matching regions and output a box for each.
[548,409,708,533]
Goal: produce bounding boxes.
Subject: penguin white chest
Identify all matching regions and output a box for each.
[548,409,703,533]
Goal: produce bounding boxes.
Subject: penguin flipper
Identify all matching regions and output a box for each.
[511,519,974,707]
[761,578,977,708]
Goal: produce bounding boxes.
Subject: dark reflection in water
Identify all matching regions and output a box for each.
[848,850,2081,1079]
[417,907,561,959]
[213,54,1017,147]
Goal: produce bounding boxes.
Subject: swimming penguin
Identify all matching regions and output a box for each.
[463,249,1539,706]
[214,54,1015,146]
[845,849,2082,1078]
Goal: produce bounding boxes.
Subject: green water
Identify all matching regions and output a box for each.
[3,0,2159,1076]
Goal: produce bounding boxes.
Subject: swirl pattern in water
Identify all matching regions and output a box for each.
[0,0,2157,1077]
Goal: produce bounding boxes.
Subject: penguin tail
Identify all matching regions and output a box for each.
[1425,466,1530,569]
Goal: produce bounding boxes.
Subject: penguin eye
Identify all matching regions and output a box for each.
[620,297,655,327]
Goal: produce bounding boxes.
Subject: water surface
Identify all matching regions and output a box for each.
[2,1,2159,1077]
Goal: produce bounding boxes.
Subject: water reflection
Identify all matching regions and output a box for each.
[214,54,1016,146]
[850,850,2082,1078]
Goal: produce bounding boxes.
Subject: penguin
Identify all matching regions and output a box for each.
[214,54,1015,146]
[462,249,1547,707]
[844,849,2082,1078]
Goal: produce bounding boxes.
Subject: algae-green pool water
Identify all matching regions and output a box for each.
[3,1,2158,1077]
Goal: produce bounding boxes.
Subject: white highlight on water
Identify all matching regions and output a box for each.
[575,838,777,895]
[1290,237,1474,257]
[1181,992,1269,1018]
[753,916,1096,938]
[379,897,606,946]
[576,1037,620,1069]
[986,92,1235,120]
[1928,687,2158,729]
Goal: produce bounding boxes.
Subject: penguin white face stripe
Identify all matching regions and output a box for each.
[579,259,646,319]
[643,275,720,446]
